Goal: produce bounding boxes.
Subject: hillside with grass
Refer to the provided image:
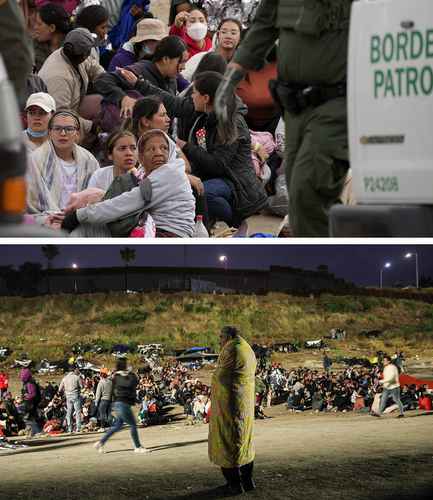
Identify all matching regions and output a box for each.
[1,292,433,365]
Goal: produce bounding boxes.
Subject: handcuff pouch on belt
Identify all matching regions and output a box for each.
[269,79,346,115]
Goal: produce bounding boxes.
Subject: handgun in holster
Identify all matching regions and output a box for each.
[269,79,346,115]
[269,79,303,115]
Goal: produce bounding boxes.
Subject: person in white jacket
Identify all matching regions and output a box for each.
[372,355,404,418]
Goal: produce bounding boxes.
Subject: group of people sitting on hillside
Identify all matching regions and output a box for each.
[14,0,356,238]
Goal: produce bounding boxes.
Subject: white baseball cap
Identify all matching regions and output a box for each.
[25,92,56,113]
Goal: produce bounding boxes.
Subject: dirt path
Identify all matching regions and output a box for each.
[2,409,433,500]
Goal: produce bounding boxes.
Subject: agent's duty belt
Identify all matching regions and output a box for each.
[269,80,346,115]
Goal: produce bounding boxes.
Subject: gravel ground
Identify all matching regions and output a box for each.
[2,407,433,500]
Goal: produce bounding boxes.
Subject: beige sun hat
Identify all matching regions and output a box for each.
[129,18,168,45]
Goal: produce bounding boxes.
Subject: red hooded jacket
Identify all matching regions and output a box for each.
[169,24,212,59]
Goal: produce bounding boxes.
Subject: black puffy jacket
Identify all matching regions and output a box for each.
[183,110,268,221]
[112,371,138,405]
[132,79,268,221]
[94,60,177,105]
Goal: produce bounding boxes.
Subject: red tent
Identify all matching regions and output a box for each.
[400,373,433,390]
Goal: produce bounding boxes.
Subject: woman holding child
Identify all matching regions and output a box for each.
[62,129,195,237]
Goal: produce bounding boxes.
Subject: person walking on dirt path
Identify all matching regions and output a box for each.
[94,357,150,454]
[371,355,404,418]
[209,326,257,495]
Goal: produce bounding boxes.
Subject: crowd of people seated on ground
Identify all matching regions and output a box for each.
[15,0,355,237]
[0,358,212,438]
[1,351,432,439]
[254,358,432,414]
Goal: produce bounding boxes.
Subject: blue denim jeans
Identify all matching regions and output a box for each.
[98,399,111,429]
[204,178,234,225]
[66,397,82,432]
[379,387,404,415]
[100,401,141,449]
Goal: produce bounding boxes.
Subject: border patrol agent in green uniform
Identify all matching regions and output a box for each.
[215,0,353,237]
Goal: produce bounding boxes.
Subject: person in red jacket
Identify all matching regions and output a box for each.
[0,370,9,399]
[170,7,212,59]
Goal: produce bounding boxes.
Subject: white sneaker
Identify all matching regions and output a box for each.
[94,441,106,454]
[134,447,150,454]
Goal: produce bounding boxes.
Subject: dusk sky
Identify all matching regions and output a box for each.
[0,244,431,287]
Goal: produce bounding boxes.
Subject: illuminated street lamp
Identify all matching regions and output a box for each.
[218,254,228,271]
[404,252,419,289]
[380,262,391,289]
[218,255,228,291]
[72,263,78,293]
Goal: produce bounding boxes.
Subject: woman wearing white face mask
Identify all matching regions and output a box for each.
[170,8,212,59]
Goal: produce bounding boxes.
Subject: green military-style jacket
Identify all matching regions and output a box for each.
[233,0,353,86]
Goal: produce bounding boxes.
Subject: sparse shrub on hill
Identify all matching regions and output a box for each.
[63,296,93,314]
[97,309,150,326]
[321,295,363,313]
[182,300,215,314]
[358,296,382,311]
[183,303,194,313]
[154,302,169,313]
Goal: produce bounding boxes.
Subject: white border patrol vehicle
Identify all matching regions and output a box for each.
[330,0,433,236]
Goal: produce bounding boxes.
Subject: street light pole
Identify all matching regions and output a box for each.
[219,255,228,291]
[72,263,78,293]
[404,252,419,289]
[380,262,391,289]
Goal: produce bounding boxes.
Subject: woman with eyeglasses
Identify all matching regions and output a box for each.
[26,110,99,227]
